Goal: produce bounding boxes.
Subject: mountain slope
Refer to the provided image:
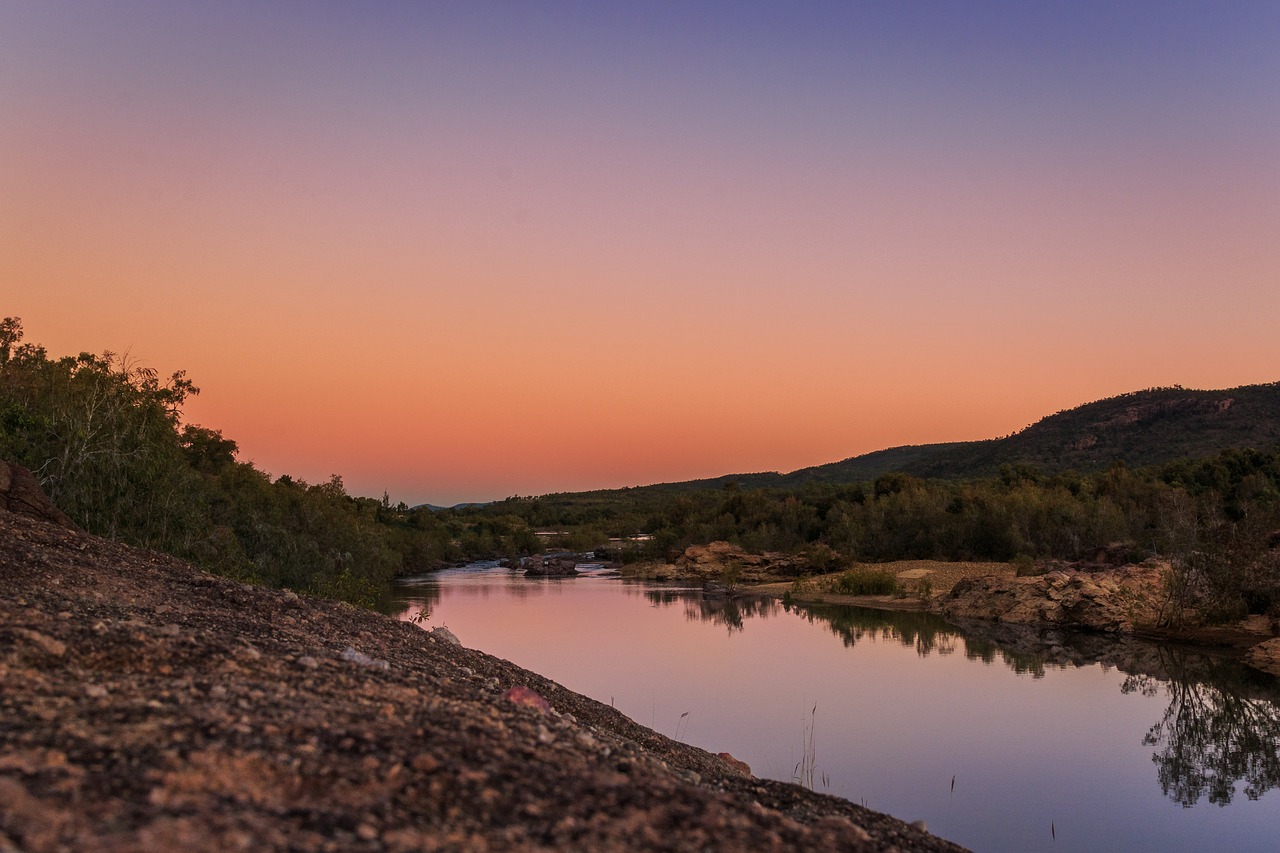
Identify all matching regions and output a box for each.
[878,382,1280,480]
[535,383,1280,504]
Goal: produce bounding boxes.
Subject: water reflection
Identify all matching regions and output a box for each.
[671,593,1280,809]
[390,568,1280,820]
[1124,651,1280,807]
[640,588,783,634]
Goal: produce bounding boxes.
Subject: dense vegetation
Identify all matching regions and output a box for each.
[4,317,1278,622]
[468,447,1280,625]
[0,318,537,604]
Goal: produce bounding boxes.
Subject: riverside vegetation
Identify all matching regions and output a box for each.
[3,317,1279,630]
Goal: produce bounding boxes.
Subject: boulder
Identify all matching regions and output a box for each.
[0,461,80,531]
[937,564,1169,634]
[672,542,808,582]
[1246,638,1280,678]
[428,626,461,646]
[716,752,752,777]
[522,554,580,578]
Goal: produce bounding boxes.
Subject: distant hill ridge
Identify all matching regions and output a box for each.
[548,382,1280,500]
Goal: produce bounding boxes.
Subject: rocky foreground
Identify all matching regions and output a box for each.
[0,490,966,851]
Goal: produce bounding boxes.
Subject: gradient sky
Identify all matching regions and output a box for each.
[4,1,1278,505]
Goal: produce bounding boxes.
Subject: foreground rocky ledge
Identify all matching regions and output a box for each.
[0,507,966,852]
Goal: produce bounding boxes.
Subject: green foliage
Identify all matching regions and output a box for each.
[833,568,898,596]
[6,315,1279,624]
[456,429,1280,625]
[1011,554,1041,577]
[0,318,537,606]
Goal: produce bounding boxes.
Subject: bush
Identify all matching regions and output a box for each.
[833,568,898,596]
[1012,554,1043,576]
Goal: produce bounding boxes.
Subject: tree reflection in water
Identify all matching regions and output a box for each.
[1123,648,1280,807]
[657,590,1280,809]
[641,588,782,634]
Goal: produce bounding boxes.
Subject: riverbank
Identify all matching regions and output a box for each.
[749,560,1280,676]
[595,540,1280,674]
[0,500,967,851]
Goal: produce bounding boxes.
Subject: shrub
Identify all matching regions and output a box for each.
[1012,554,1042,576]
[833,568,898,596]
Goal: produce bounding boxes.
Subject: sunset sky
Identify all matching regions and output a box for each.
[4,2,1278,505]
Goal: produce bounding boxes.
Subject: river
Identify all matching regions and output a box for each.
[389,562,1280,852]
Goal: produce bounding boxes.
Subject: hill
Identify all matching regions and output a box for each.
[515,383,1280,511]
[797,382,1280,484]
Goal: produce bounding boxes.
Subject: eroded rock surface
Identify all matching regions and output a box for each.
[0,502,967,852]
[1246,638,1280,678]
[937,564,1169,633]
[0,461,78,530]
[631,541,810,583]
[521,553,581,577]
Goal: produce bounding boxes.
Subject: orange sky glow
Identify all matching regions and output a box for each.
[4,3,1279,504]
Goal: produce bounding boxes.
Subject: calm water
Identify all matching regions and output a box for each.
[390,563,1280,853]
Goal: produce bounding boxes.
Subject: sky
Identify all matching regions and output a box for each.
[3,1,1278,505]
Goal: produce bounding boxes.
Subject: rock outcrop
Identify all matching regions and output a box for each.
[1246,638,1280,678]
[937,564,1170,634]
[521,553,581,577]
[633,541,809,583]
[0,461,79,530]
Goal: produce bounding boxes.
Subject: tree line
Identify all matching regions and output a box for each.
[0,318,537,605]
[4,316,1278,621]
[471,456,1280,623]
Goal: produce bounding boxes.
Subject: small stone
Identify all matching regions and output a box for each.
[356,824,378,841]
[85,684,109,699]
[817,815,861,836]
[160,624,181,637]
[410,753,440,773]
[502,686,551,714]
[428,626,461,646]
[14,628,65,658]
[341,647,390,670]
[717,752,752,776]
[298,655,319,669]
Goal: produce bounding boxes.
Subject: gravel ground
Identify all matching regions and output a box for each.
[0,505,969,852]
